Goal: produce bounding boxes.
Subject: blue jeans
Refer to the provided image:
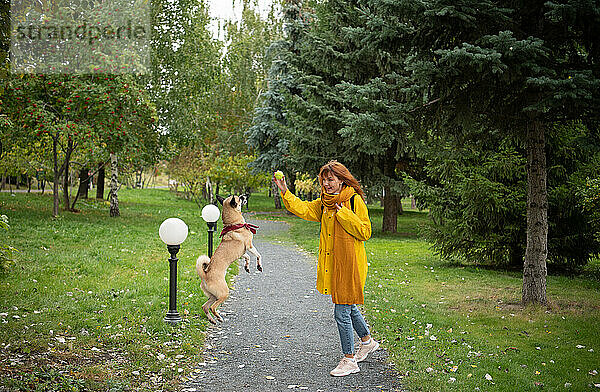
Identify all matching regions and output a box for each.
[334,304,370,355]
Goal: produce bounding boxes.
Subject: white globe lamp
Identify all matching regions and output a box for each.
[158,217,188,325]
[201,204,220,223]
[159,217,188,245]
[201,203,221,257]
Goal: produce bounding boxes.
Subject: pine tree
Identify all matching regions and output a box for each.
[277,0,418,231]
[246,3,301,176]
[369,0,600,303]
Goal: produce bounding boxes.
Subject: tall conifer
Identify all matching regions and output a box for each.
[368,0,600,303]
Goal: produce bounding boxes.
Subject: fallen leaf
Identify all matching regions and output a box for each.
[265,376,275,380]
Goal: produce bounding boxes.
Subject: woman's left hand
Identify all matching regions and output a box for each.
[335,203,342,212]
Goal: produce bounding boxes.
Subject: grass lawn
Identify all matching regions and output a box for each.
[253,194,600,392]
[0,188,233,391]
[2,189,599,391]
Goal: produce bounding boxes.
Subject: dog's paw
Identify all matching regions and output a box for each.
[244,265,250,273]
[257,265,263,272]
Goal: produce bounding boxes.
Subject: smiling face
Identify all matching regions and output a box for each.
[321,171,343,194]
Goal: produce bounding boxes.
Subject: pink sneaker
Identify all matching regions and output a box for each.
[330,357,360,376]
[355,338,379,362]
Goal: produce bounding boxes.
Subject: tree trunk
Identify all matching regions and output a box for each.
[288,171,297,195]
[382,148,399,233]
[62,169,69,209]
[522,116,548,305]
[382,185,399,232]
[206,177,214,203]
[272,182,282,209]
[109,153,120,217]
[52,137,60,217]
[77,167,89,199]
[96,163,105,199]
[61,139,74,211]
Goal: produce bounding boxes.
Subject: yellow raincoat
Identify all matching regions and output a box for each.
[281,189,372,304]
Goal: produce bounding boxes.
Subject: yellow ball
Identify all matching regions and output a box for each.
[274,170,284,180]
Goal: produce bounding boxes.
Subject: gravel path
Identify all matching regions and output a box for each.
[184,219,405,392]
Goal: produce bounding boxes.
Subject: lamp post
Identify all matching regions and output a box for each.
[159,217,188,325]
[201,204,220,257]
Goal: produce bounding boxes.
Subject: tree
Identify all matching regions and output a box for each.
[370,0,600,303]
[246,1,304,208]
[407,121,600,270]
[167,146,213,207]
[1,74,158,216]
[150,0,222,146]
[265,0,416,231]
[580,178,600,244]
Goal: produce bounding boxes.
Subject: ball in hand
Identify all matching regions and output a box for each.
[274,170,284,180]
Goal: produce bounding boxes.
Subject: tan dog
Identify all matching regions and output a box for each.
[195,194,262,324]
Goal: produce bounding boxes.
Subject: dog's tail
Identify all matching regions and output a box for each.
[195,255,211,278]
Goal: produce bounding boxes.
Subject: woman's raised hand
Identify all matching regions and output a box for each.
[273,172,288,193]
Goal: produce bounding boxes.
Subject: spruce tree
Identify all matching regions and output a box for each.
[368,0,600,303]
[279,0,417,232]
[246,1,305,192]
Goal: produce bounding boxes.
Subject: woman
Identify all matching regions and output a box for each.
[273,160,379,377]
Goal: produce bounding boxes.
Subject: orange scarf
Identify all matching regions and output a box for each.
[321,186,364,305]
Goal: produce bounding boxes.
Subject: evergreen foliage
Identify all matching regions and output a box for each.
[407,122,600,270]
[251,0,418,230]
[367,0,600,302]
[246,1,310,200]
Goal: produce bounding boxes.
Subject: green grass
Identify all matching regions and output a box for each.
[0,189,234,391]
[3,189,599,391]
[254,196,600,392]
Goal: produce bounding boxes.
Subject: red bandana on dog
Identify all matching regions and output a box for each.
[220,223,259,237]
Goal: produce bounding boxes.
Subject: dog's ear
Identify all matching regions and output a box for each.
[216,195,225,205]
[229,197,238,209]
[239,194,249,206]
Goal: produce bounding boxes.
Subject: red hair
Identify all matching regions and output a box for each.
[318,160,365,199]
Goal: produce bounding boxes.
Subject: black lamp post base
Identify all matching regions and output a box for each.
[164,310,182,325]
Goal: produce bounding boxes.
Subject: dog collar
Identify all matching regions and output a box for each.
[220,223,259,237]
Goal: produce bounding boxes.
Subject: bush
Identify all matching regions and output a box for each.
[407,122,600,270]
[580,177,600,243]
